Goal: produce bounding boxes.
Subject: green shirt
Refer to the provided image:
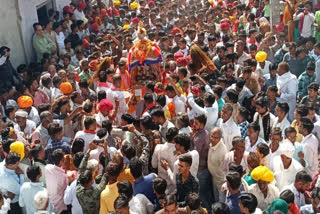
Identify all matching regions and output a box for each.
[33,34,55,62]
[297,72,316,98]
[79,70,94,82]
[263,4,270,18]
[217,98,225,113]
[76,153,109,214]
[244,172,257,186]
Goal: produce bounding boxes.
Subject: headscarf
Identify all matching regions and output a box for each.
[148,0,155,7]
[81,17,88,25]
[90,23,99,32]
[131,17,139,24]
[123,24,130,31]
[171,27,181,35]
[15,109,28,118]
[60,82,73,95]
[176,57,188,66]
[130,2,139,9]
[191,86,199,96]
[100,9,107,20]
[174,52,184,61]
[77,1,86,10]
[250,166,274,183]
[82,39,89,49]
[113,0,121,6]
[265,199,288,214]
[255,51,267,63]
[10,141,25,160]
[98,99,113,111]
[17,96,33,109]
[280,139,295,159]
[275,24,284,32]
[154,82,165,95]
[220,21,230,30]
[63,6,73,14]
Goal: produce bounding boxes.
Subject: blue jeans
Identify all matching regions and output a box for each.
[197,169,214,213]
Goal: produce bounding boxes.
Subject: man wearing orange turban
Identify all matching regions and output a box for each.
[60,82,73,95]
[17,96,33,109]
[17,96,40,125]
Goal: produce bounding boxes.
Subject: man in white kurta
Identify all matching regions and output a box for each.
[172,95,186,114]
[208,128,228,191]
[272,141,303,191]
[272,103,291,137]
[276,62,298,122]
[246,183,279,210]
[14,110,36,140]
[299,117,319,176]
[244,166,279,210]
[111,88,128,126]
[74,130,96,152]
[151,129,177,193]
[218,104,241,151]
[28,106,41,126]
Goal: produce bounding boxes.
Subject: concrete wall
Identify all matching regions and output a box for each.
[0,0,26,69]
[0,0,71,69]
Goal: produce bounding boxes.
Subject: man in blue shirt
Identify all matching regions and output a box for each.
[225,171,242,214]
[0,152,24,214]
[19,165,50,214]
[45,123,71,164]
[129,157,157,204]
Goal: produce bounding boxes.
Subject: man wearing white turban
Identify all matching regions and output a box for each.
[271,140,303,191]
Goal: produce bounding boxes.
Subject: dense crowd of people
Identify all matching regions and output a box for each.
[1,0,320,213]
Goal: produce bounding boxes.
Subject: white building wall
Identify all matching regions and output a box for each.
[0,0,70,69]
[0,0,26,68]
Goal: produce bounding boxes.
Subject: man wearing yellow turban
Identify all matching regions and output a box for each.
[10,141,25,160]
[244,166,280,210]
[113,0,121,6]
[255,51,272,77]
[255,51,267,63]
[123,24,130,31]
[130,1,139,9]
